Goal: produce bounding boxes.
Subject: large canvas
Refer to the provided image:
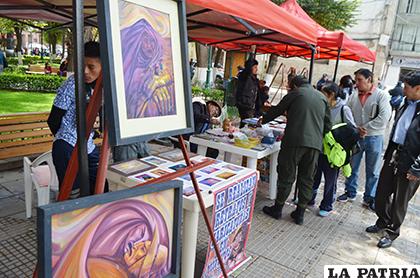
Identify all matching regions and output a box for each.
[120,2,176,119]
[37,181,182,278]
[98,0,193,146]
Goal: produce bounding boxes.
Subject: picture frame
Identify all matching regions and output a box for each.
[37,181,183,278]
[97,0,194,146]
[109,159,156,176]
[157,148,198,162]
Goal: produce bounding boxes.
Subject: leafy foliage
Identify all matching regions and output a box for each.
[0,73,65,92]
[6,56,61,66]
[271,0,360,30]
[192,86,225,103]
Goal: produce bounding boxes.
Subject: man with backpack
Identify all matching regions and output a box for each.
[337,69,392,211]
[366,71,420,248]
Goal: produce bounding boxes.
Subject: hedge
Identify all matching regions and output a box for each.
[7,56,61,66]
[192,86,224,103]
[0,73,65,92]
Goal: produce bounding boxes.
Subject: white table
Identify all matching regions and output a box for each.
[107,158,257,278]
[190,136,280,200]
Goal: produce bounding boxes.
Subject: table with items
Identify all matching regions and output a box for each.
[189,117,286,200]
[107,150,258,278]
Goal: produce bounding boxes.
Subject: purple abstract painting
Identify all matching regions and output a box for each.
[119,1,176,119]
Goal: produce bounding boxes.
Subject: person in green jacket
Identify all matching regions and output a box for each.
[260,75,332,225]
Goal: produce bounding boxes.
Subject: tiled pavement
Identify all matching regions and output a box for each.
[0,163,419,277]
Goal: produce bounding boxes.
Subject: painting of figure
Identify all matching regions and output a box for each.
[119,0,176,119]
[50,190,174,278]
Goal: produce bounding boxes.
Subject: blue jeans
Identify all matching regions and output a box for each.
[310,154,339,211]
[344,135,384,202]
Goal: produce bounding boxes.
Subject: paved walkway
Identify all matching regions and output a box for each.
[0,160,419,277]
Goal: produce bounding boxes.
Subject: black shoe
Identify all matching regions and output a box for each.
[366,224,383,233]
[290,206,305,225]
[263,204,283,220]
[377,236,393,248]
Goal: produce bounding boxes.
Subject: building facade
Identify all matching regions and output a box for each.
[384,0,420,87]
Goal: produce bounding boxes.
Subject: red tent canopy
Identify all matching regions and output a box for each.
[267,0,376,62]
[187,0,317,49]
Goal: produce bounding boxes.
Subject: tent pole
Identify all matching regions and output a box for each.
[371,62,375,74]
[333,47,342,82]
[308,46,315,84]
[205,46,213,88]
[73,0,90,197]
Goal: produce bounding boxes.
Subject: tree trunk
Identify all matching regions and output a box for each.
[14,28,23,53]
[213,48,223,67]
[266,54,279,74]
[195,43,209,68]
[6,33,14,50]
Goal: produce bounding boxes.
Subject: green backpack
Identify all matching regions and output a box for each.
[323,123,352,177]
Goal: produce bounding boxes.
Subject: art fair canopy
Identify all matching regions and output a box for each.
[271,0,376,62]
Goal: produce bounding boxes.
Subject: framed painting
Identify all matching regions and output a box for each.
[98,0,193,146]
[109,159,156,176]
[37,181,182,278]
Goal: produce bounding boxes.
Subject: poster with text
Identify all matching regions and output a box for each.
[202,172,258,278]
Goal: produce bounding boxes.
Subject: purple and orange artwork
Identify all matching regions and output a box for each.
[119,1,176,119]
[50,191,174,277]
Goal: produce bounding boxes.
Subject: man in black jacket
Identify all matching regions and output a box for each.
[236,59,259,126]
[260,76,332,225]
[366,71,420,248]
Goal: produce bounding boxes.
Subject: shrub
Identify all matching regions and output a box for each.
[192,86,225,103]
[0,73,65,92]
[3,65,27,75]
[6,56,61,66]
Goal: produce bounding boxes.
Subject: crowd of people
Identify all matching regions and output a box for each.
[46,42,419,250]
[233,58,419,249]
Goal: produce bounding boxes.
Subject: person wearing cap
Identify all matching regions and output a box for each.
[337,69,392,210]
[235,59,259,127]
[365,71,420,248]
[184,100,221,159]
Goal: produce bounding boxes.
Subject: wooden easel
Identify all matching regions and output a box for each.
[33,73,228,277]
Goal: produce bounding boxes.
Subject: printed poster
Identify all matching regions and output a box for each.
[202,172,258,278]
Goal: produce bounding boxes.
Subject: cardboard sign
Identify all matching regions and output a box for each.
[202,172,258,278]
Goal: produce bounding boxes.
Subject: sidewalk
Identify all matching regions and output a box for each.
[0,160,419,277]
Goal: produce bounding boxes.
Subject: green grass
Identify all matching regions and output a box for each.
[0,90,55,114]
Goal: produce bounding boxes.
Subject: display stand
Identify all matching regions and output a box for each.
[34,72,228,278]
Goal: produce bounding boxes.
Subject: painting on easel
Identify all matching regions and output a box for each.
[98,0,193,146]
[37,181,182,277]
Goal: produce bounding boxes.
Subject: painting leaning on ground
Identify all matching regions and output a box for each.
[50,190,174,277]
[119,0,176,119]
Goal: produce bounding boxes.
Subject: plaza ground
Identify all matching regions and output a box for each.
[0,148,419,277]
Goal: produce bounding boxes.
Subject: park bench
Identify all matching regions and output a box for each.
[26,64,60,75]
[0,112,102,161]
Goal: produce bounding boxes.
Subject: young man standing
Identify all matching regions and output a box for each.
[366,71,420,248]
[337,69,392,210]
[261,76,332,225]
[48,41,103,198]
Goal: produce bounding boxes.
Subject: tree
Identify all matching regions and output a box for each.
[265,0,360,74]
[44,22,64,55]
[0,18,43,53]
[272,0,359,31]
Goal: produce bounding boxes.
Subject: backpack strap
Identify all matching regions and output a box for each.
[341,106,345,123]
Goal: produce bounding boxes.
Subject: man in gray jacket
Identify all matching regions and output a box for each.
[337,69,392,210]
[366,71,420,248]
